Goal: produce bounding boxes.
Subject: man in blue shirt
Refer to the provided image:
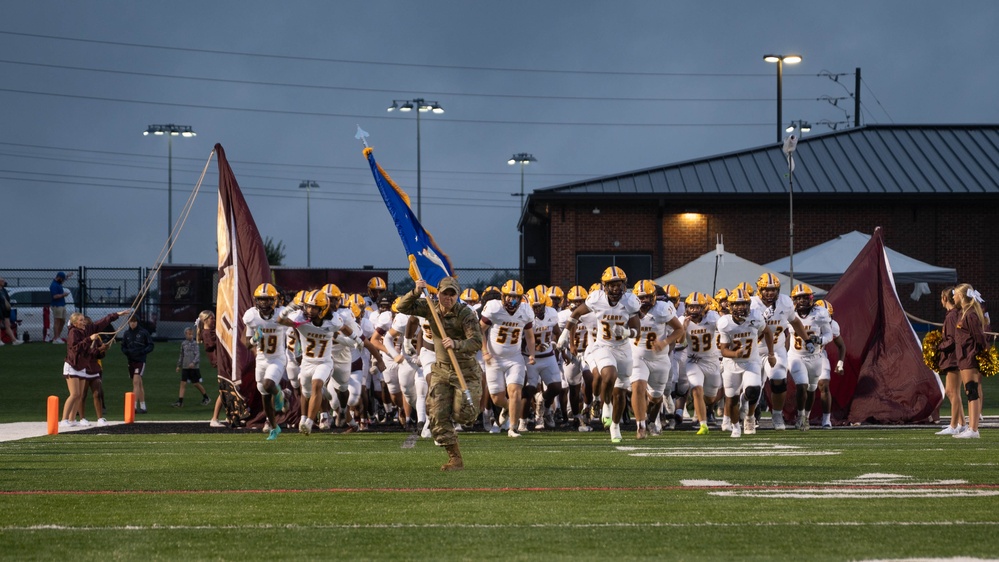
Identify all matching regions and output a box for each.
[50,272,72,344]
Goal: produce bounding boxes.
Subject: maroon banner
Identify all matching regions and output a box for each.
[214,144,298,426]
[820,227,942,424]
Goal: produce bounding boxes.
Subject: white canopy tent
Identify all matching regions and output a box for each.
[762,231,958,285]
[654,247,824,297]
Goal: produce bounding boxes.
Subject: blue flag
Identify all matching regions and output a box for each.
[364,147,455,291]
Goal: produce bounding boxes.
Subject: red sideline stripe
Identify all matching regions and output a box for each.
[3,484,999,496]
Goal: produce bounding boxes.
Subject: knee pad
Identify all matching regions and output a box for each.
[965,381,980,401]
[744,386,761,405]
[770,379,787,394]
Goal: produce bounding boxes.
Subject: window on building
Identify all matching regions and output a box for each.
[576,254,652,286]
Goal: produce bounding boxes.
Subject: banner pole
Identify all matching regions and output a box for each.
[410,259,473,406]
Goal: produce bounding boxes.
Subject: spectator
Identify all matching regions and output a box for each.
[0,277,21,345]
[121,316,154,413]
[50,271,73,344]
[173,327,211,407]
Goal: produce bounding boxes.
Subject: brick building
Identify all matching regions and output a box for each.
[521,125,999,321]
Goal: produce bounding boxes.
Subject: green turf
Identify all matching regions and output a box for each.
[5,341,997,423]
[0,431,997,560]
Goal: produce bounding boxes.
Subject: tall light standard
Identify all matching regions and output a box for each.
[387,98,444,222]
[299,180,319,267]
[507,153,537,211]
[508,153,537,280]
[143,124,196,264]
[785,120,811,134]
[782,122,809,288]
[763,54,802,143]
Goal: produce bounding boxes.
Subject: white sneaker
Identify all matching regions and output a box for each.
[772,412,786,431]
[488,423,501,434]
[609,423,623,443]
[544,408,555,429]
[263,420,272,432]
[517,419,528,433]
[58,419,75,429]
[507,428,521,438]
[454,423,463,432]
[534,415,545,430]
[577,423,593,432]
[744,418,756,435]
[209,419,224,428]
[77,418,91,427]
[936,425,961,435]
[954,429,980,439]
[301,418,314,435]
[96,418,108,427]
[721,418,732,432]
[12,339,22,345]
[52,338,65,344]
[421,427,433,439]
[731,424,742,438]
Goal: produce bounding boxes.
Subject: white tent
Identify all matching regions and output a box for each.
[762,231,957,285]
[654,247,824,297]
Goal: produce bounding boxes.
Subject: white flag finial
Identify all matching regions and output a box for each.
[355,125,370,147]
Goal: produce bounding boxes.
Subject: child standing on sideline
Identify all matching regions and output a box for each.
[173,327,211,407]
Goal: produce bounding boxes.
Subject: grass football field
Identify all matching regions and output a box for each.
[1,343,997,561]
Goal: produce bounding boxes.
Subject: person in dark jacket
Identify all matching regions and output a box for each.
[121,316,155,413]
[62,309,129,428]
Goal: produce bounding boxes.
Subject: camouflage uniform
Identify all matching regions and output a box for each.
[397,279,483,449]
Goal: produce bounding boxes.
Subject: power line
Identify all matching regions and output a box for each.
[0,59,821,104]
[0,87,773,128]
[0,30,779,79]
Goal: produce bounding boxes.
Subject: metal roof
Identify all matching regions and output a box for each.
[533,125,999,198]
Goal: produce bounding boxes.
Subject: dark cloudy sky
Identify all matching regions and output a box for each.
[2,1,996,271]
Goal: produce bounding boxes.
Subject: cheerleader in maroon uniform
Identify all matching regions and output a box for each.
[952,284,987,438]
[935,287,965,435]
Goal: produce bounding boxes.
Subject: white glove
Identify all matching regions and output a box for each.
[353,337,365,351]
[835,360,845,374]
[368,364,380,375]
[612,325,637,339]
[556,329,570,350]
[805,342,815,354]
[403,339,417,356]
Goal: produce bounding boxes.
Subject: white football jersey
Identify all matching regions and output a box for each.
[633,300,677,359]
[750,294,796,355]
[481,299,535,359]
[585,289,641,348]
[787,306,833,357]
[716,308,767,365]
[243,306,288,361]
[530,306,559,353]
[290,311,344,366]
[682,310,722,361]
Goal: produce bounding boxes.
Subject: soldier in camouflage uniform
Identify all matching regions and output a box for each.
[397,277,482,471]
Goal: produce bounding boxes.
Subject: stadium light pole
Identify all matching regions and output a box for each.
[143,124,196,264]
[783,122,810,289]
[299,180,319,267]
[508,153,537,281]
[387,98,444,222]
[763,54,802,143]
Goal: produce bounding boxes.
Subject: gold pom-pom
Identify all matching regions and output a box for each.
[977,344,999,378]
[922,330,942,371]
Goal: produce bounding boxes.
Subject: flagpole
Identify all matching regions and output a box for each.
[410,257,474,406]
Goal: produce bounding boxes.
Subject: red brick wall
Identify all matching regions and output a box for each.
[544,198,998,323]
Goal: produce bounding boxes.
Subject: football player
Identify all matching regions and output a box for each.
[566,267,642,443]
[815,299,846,428]
[680,291,722,435]
[786,286,834,430]
[717,289,775,438]
[365,277,387,310]
[556,285,594,431]
[751,273,811,430]
[631,280,685,439]
[242,283,288,440]
[480,279,536,437]
[525,288,562,430]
